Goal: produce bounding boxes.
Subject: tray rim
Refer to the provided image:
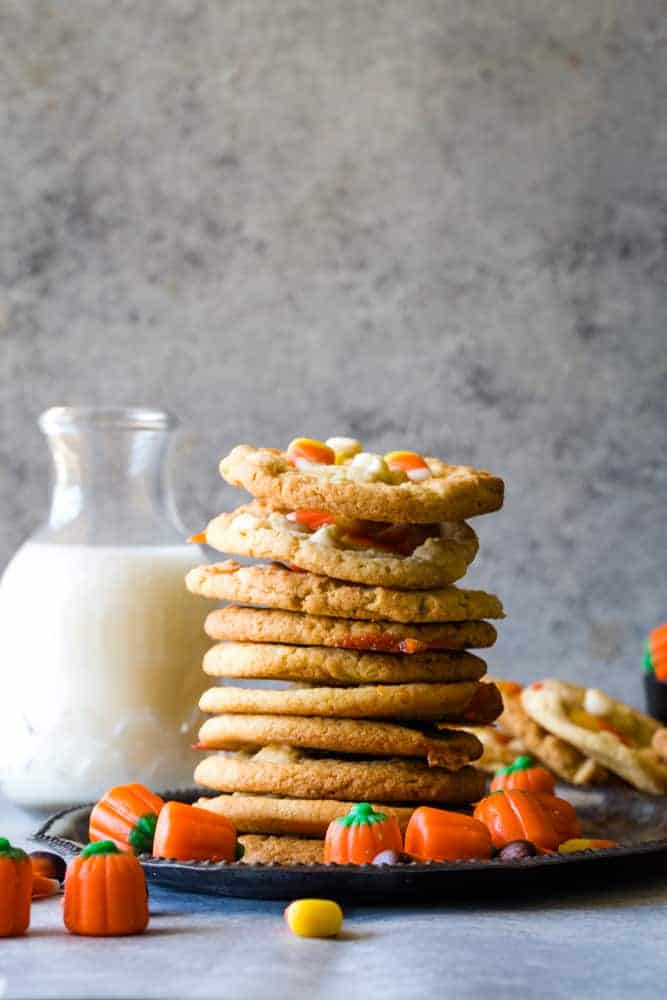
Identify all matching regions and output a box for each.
[31,796,667,878]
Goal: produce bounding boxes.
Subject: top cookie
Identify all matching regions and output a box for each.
[220,440,504,523]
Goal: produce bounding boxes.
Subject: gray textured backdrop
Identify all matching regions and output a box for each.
[1,1,666,703]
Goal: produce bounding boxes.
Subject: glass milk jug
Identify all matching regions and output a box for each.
[0,407,211,810]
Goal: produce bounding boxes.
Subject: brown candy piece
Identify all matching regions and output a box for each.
[497,840,538,861]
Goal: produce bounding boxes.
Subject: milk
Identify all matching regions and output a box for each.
[0,542,211,809]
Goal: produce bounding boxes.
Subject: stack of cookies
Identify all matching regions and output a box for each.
[186,437,506,863]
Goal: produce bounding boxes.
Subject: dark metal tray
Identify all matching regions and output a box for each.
[33,786,667,902]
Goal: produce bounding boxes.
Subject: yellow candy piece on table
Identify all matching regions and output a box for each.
[558,838,619,854]
[384,450,432,482]
[286,438,335,467]
[325,437,362,464]
[284,898,343,939]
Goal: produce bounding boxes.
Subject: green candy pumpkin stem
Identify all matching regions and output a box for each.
[128,813,159,854]
[81,840,121,859]
[644,641,654,675]
[337,802,387,827]
[495,754,535,777]
[0,836,27,861]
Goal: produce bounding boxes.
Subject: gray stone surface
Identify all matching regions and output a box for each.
[1,794,667,1000]
[1,1,667,706]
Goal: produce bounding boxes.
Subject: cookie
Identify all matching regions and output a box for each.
[203,642,487,686]
[495,679,609,785]
[204,606,497,652]
[195,748,486,803]
[455,725,524,773]
[199,680,489,722]
[186,560,504,623]
[238,835,324,865]
[196,714,483,769]
[220,444,504,523]
[195,793,415,837]
[202,501,479,589]
[435,680,504,727]
[521,680,667,795]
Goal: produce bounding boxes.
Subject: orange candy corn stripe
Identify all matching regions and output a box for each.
[384,450,431,481]
[287,438,335,466]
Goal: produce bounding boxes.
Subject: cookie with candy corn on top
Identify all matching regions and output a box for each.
[219,439,504,523]
[186,559,504,623]
[521,679,667,795]
[200,500,479,589]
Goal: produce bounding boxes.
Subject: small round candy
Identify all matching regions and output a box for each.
[284,898,343,939]
[497,840,538,861]
[371,850,413,866]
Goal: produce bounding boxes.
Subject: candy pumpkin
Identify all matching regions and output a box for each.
[324,803,402,864]
[644,623,667,682]
[490,755,555,795]
[89,783,164,854]
[404,807,493,862]
[63,841,149,936]
[152,801,239,862]
[0,837,32,937]
[474,790,581,851]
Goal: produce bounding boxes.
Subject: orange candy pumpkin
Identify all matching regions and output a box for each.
[0,837,32,937]
[645,623,667,682]
[490,755,556,795]
[324,803,403,864]
[474,790,581,852]
[89,783,164,854]
[152,801,239,862]
[63,841,149,936]
[404,807,493,862]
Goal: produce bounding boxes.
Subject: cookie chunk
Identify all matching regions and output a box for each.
[238,834,324,865]
[521,679,667,795]
[204,606,497,652]
[197,714,483,769]
[195,749,486,803]
[220,444,504,523]
[202,501,479,588]
[454,724,524,773]
[494,680,608,785]
[195,793,414,837]
[203,642,487,686]
[199,680,490,722]
[187,560,504,623]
